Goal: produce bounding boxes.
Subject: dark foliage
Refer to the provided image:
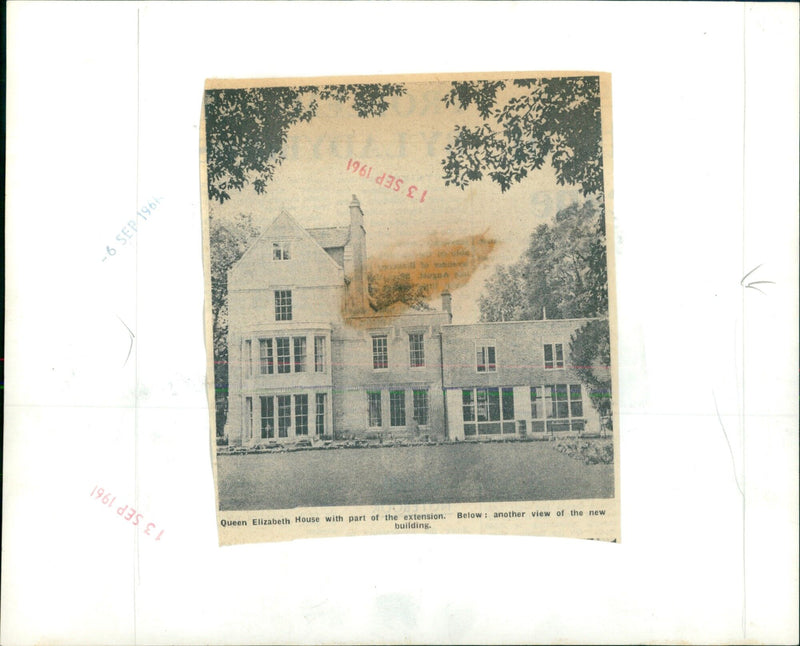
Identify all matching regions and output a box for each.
[479,200,607,321]
[205,83,405,203]
[569,319,612,424]
[442,77,604,197]
[210,213,260,435]
[368,272,431,312]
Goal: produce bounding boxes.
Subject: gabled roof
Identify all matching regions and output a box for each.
[307,226,350,249]
[230,209,344,275]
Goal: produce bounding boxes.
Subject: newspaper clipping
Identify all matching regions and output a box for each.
[201,72,619,545]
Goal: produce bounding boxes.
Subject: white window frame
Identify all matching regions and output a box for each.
[408,332,425,368]
[475,340,497,373]
[294,394,309,436]
[272,240,291,261]
[389,390,406,427]
[277,395,292,438]
[372,335,389,370]
[412,389,429,426]
[245,396,253,439]
[314,336,326,373]
[315,393,326,435]
[530,383,585,433]
[367,391,382,428]
[543,341,565,369]
[293,336,307,373]
[276,337,291,374]
[274,290,292,321]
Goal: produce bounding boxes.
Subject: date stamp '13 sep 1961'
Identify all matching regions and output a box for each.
[345,159,428,202]
[90,485,165,541]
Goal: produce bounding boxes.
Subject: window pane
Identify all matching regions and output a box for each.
[478,422,501,435]
[487,346,496,371]
[260,396,274,438]
[413,390,429,426]
[272,241,290,260]
[462,389,475,422]
[409,333,425,367]
[368,391,382,427]
[372,336,388,369]
[476,346,485,372]
[570,384,583,418]
[275,290,292,321]
[548,419,571,432]
[476,388,488,421]
[530,386,539,419]
[293,337,306,373]
[464,423,476,436]
[278,396,291,437]
[245,397,253,439]
[544,344,553,369]
[487,388,501,421]
[555,343,564,367]
[259,339,273,375]
[314,336,326,373]
[390,390,406,427]
[502,388,514,420]
[295,394,308,435]
[315,393,326,435]
[550,385,569,419]
[276,337,291,373]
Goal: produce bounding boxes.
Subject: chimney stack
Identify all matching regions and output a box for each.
[349,194,364,230]
[441,291,452,315]
[345,195,368,313]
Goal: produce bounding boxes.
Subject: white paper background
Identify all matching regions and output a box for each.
[3,2,798,644]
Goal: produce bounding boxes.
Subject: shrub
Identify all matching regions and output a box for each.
[553,438,613,465]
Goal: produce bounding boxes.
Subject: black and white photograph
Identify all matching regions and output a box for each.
[4,3,798,644]
[202,73,620,542]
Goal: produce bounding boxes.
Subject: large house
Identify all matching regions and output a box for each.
[223,195,609,445]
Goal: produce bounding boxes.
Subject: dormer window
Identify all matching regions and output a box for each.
[272,241,291,261]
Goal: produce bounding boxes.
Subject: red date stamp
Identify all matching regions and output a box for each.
[90,485,165,541]
[345,159,428,203]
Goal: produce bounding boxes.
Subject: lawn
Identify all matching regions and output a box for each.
[217,441,614,511]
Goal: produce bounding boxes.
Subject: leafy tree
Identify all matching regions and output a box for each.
[205,83,404,432]
[442,77,603,197]
[368,272,431,312]
[479,200,612,429]
[210,213,260,435]
[479,200,605,322]
[569,319,612,429]
[205,83,405,203]
[443,77,608,314]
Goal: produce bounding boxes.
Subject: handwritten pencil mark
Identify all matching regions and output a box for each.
[116,315,135,367]
[712,390,744,497]
[740,264,775,294]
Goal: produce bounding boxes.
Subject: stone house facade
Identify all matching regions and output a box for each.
[223,195,608,445]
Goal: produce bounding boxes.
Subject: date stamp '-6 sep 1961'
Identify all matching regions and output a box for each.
[345,159,428,202]
[101,196,165,262]
[90,485,165,541]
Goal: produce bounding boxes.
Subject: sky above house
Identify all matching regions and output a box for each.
[211,79,586,323]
